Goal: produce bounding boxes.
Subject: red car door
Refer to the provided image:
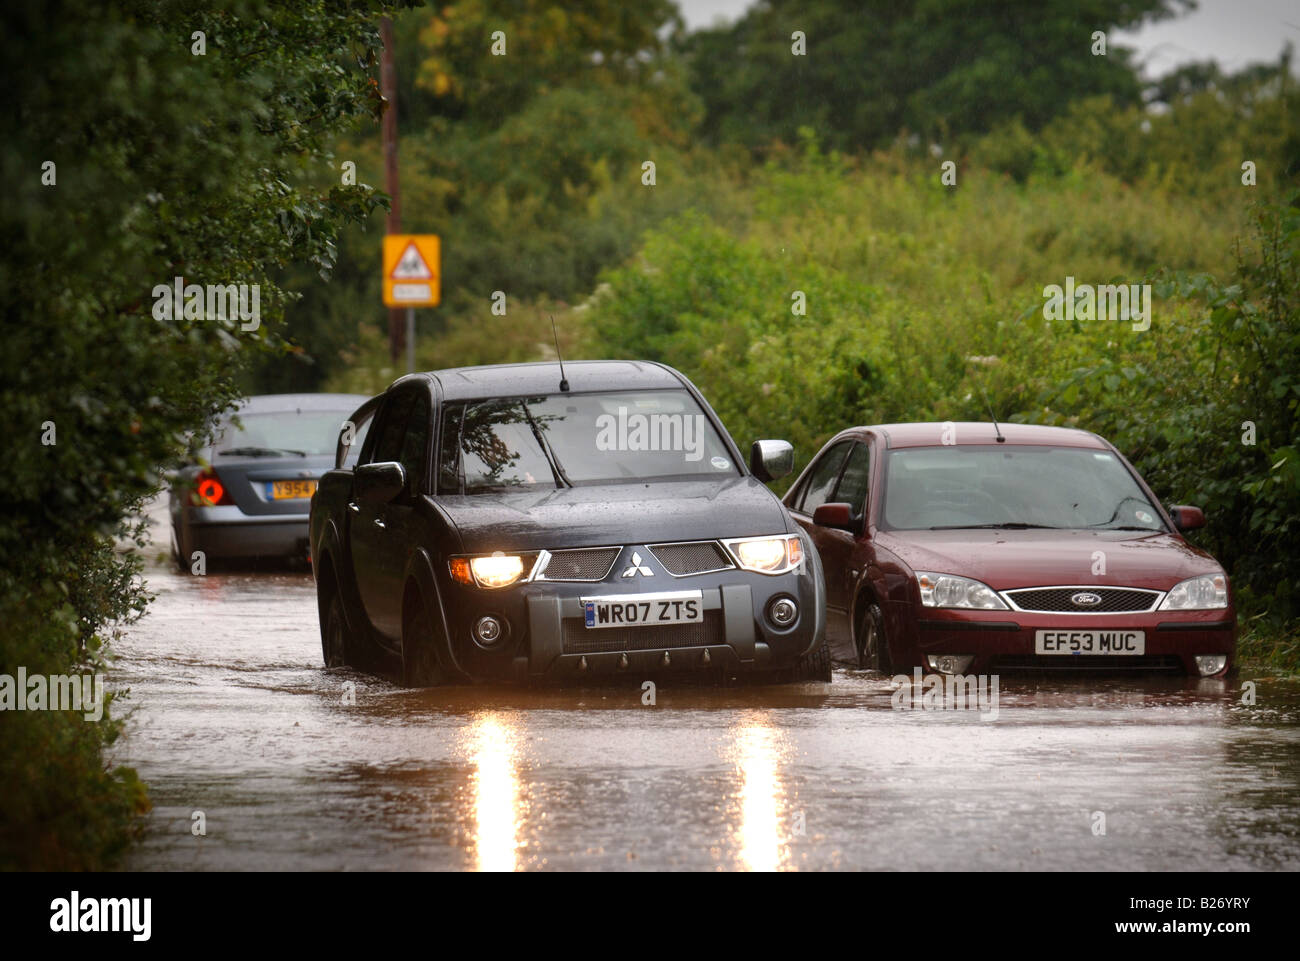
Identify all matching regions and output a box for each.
[787,440,855,644]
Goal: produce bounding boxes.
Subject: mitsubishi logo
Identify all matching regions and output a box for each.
[621,551,654,578]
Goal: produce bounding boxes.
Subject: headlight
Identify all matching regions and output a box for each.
[1158,574,1227,610]
[725,534,804,574]
[916,572,1008,610]
[450,553,533,589]
[471,554,525,588]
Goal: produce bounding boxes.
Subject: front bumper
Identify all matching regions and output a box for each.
[905,607,1236,676]
[441,567,824,682]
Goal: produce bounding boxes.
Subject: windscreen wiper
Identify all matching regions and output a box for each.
[928,522,1061,530]
[219,446,307,457]
[518,402,573,489]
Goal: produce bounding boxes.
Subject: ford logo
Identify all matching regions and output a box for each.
[1071,592,1102,607]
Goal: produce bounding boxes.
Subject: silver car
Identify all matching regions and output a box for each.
[170,393,370,568]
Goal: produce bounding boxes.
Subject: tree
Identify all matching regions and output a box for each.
[0,0,408,869]
[681,0,1188,152]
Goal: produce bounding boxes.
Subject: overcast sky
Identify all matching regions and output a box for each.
[676,0,1300,77]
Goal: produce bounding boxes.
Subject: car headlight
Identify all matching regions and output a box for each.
[724,534,804,574]
[450,552,534,589]
[916,572,1008,610]
[1158,574,1227,610]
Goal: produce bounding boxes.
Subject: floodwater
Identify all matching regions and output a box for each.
[114,511,1300,871]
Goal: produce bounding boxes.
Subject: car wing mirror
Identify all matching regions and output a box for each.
[813,502,855,531]
[355,461,406,504]
[1168,504,1205,532]
[750,439,794,482]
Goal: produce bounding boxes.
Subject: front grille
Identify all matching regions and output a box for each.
[1004,587,1160,613]
[562,610,725,654]
[648,541,734,576]
[539,547,620,581]
[991,655,1183,673]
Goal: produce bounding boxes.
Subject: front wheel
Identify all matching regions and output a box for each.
[787,636,832,682]
[321,590,356,668]
[856,602,890,673]
[402,600,444,688]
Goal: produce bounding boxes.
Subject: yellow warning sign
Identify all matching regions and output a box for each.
[383,234,440,307]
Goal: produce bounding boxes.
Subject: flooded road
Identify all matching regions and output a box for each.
[114,536,1300,871]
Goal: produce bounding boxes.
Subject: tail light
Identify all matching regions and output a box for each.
[190,468,234,507]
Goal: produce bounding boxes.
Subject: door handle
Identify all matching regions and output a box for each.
[373,518,385,529]
[347,502,360,513]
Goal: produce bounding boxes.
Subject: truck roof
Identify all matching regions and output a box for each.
[419,360,686,402]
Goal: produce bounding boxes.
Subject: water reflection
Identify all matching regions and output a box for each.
[467,713,522,872]
[732,720,789,872]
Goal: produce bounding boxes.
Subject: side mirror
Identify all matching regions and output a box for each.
[355,461,406,504]
[1168,504,1205,532]
[750,440,794,482]
[813,502,855,531]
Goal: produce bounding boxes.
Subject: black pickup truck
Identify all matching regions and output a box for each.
[309,360,829,685]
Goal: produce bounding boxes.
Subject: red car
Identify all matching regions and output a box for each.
[784,422,1235,676]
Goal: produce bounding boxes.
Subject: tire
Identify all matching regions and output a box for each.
[172,522,193,573]
[401,598,444,688]
[172,521,214,574]
[856,602,890,673]
[170,523,184,571]
[321,590,355,668]
[789,635,832,682]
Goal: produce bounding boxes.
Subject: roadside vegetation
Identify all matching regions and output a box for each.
[1,0,408,869]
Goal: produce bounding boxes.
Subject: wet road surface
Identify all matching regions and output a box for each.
[114,542,1300,871]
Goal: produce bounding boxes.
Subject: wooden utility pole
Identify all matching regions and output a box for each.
[380,16,404,364]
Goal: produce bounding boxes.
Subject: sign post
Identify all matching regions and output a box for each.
[406,307,415,374]
[382,234,440,374]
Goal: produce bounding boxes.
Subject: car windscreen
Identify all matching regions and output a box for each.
[213,409,355,458]
[440,390,739,493]
[880,445,1167,532]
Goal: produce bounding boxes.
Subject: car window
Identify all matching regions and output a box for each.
[799,441,851,514]
[369,390,413,465]
[213,409,356,457]
[437,404,463,494]
[834,442,871,515]
[880,445,1167,531]
[398,390,432,495]
[338,402,377,469]
[441,390,737,493]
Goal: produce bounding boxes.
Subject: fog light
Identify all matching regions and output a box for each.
[474,616,504,646]
[926,654,975,675]
[1195,655,1227,676]
[768,597,798,627]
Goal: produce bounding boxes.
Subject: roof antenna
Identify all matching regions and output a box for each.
[550,314,569,392]
[977,381,1006,443]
